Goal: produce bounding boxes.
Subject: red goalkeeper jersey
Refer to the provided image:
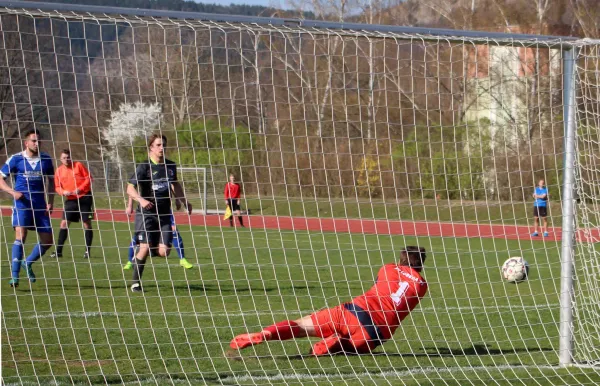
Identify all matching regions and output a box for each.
[352,264,428,340]
[224,182,241,199]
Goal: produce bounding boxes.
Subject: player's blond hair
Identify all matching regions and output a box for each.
[399,246,427,270]
[147,133,167,148]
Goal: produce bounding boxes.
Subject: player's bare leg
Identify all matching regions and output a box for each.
[157,244,171,257]
[532,217,539,236]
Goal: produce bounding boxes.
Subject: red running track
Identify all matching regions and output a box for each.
[2,207,598,242]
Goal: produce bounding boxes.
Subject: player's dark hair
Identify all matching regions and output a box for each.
[148,133,167,148]
[61,149,71,156]
[399,246,427,270]
[22,128,41,139]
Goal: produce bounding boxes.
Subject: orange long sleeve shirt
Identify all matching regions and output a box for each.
[54,161,92,200]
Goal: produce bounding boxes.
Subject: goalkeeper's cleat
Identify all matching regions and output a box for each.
[309,334,343,356]
[49,252,62,258]
[179,258,193,269]
[130,283,142,293]
[230,332,270,350]
[9,278,19,288]
[83,252,90,259]
[531,232,539,237]
[543,232,549,237]
[22,262,36,283]
[123,261,133,270]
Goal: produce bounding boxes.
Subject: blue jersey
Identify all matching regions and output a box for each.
[1,151,54,209]
[534,186,548,207]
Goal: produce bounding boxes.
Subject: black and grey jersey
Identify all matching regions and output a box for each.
[129,158,178,215]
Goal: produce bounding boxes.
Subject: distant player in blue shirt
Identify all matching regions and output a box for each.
[0,129,55,287]
[532,179,549,237]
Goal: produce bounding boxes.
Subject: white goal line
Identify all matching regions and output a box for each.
[209,364,581,384]
[5,363,596,386]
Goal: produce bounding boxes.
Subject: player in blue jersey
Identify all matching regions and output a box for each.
[0,129,55,287]
[532,179,549,237]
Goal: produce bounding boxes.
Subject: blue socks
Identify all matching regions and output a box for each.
[26,243,49,265]
[128,238,136,263]
[12,240,50,278]
[172,230,184,259]
[11,240,24,279]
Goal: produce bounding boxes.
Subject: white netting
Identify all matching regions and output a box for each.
[0,3,598,385]
[574,43,600,366]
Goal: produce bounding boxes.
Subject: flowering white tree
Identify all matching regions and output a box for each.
[102,101,163,164]
[102,102,162,191]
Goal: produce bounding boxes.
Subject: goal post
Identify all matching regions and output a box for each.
[178,167,207,214]
[559,46,577,367]
[1,0,600,384]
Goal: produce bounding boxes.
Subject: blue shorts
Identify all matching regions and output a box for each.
[12,207,52,233]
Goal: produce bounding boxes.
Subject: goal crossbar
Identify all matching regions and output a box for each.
[0,0,581,48]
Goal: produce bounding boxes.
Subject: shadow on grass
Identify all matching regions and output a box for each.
[48,282,311,294]
[175,284,312,294]
[395,343,555,358]
[237,343,554,361]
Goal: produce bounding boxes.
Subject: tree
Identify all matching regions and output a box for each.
[171,119,254,168]
[570,0,600,38]
[392,123,487,200]
[102,101,162,164]
[0,15,49,154]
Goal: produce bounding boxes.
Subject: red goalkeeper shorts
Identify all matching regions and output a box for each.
[310,303,380,353]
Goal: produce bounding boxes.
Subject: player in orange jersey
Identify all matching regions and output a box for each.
[230,246,428,356]
[51,149,94,259]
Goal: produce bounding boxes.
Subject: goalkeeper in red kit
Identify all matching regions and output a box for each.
[230,246,428,356]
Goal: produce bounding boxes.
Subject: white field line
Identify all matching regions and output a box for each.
[218,364,571,384]
[5,364,598,386]
[3,303,559,321]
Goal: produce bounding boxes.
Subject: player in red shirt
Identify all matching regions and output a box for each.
[230,246,428,355]
[224,174,244,227]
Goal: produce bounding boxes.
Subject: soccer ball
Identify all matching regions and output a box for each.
[501,257,529,283]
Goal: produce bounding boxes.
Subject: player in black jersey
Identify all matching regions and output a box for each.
[127,133,191,293]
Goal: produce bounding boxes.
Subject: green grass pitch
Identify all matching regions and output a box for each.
[1,217,599,385]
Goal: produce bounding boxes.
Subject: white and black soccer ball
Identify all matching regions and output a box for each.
[502,257,529,283]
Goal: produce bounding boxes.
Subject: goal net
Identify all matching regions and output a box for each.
[178,167,207,214]
[574,43,600,367]
[0,1,598,384]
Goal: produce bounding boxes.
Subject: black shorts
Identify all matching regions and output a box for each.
[134,212,173,247]
[227,198,240,212]
[533,206,547,218]
[63,194,94,223]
